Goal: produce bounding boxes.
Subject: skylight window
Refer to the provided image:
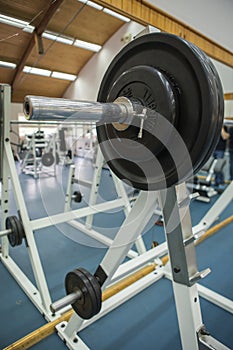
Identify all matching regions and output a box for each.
[23,66,51,77]
[51,71,77,81]
[0,14,34,33]
[0,60,16,69]
[42,31,74,45]
[73,39,102,52]
[78,0,103,10]
[103,8,130,22]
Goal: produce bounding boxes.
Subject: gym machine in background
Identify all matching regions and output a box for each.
[1,32,232,349]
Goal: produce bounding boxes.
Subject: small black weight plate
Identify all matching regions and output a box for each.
[97,33,224,190]
[5,216,24,247]
[65,268,101,319]
[41,152,55,167]
[73,191,82,203]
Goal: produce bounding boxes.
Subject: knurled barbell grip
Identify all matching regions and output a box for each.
[0,228,12,237]
[50,290,82,313]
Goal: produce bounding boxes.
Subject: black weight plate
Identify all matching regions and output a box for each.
[6,216,24,247]
[186,41,224,170]
[41,152,55,167]
[73,191,82,203]
[65,268,101,319]
[97,33,224,190]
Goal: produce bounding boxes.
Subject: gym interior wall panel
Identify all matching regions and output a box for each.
[147,0,233,52]
[63,21,144,101]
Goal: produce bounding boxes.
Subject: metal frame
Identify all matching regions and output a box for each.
[0,84,147,321]
[56,186,232,349]
[1,84,232,349]
[64,148,147,256]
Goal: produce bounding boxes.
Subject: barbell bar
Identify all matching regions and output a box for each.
[0,228,12,237]
[24,95,145,126]
[50,290,82,313]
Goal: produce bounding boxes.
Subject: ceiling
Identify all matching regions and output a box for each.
[0,0,126,102]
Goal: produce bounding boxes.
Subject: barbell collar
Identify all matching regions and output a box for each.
[50,290,82,313]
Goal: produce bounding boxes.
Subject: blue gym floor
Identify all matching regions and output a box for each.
[0,157,233,350]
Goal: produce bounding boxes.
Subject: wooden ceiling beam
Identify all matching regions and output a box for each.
[94,0,233,68]
[12,0,65,91]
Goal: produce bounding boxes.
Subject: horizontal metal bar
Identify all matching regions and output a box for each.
[72,178,92,188]
[0,229,11,237]
[67,220,138,259]
[24,95,135,124]
[10,120,96,126]
[31,198,126,230]
[109,241,167,284]
[197,284,233,314]
[51,291,82,313]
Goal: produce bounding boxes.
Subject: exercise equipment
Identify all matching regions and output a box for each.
[41,151,55,167]
[1,31,230,350]
[4,213,233,350]
[96,33,223,190]
[0,215,25,247]
[188,157,227,202]
[51,268,102,319]
[72,191,82,203]
[21,33,228,350]
[24,33,223,191]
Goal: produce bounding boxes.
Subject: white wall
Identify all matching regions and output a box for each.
[212,59,233,94]
[147,0,233,51]
[63,21,144,101]
[11,102,23,119]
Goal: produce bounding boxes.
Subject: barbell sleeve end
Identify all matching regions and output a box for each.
[0,228,12,237]
[50,290,82,313]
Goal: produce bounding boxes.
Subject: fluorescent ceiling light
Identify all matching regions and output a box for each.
[0,14,34,33]
[86,1,103,10]
[78,0,103,10]
[103,8,130,22]
[42,31,74,45]
[74,39,101,52]
[51,71,76,81]
[0,60,16,69]
[22,25,35,33]
[23,66,51,77]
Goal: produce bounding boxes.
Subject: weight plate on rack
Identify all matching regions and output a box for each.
[65,268,102,319]
[5,216,24,247]
[97,33,224,190]
[41,152,55,167]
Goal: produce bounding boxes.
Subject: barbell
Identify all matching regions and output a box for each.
[72,191,82,203]
[51,268,102,319]
[24,32,224,191]
[23,32,224,319]
[0,215,25,247]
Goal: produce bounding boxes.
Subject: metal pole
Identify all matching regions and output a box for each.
[24,95,137,124]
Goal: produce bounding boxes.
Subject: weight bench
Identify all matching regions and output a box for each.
[191,157,226,202]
